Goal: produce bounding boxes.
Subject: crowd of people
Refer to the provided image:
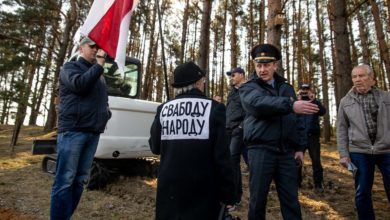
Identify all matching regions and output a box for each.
[148,44,390,220]
[51,37,389,220]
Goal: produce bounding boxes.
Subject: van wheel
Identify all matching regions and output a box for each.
[87,161,118,190]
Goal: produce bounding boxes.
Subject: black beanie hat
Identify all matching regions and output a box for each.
[171,61,205,88]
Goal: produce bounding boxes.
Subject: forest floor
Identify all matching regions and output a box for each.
[0,124,389,220]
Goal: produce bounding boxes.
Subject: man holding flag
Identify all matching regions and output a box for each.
[50,0,139,219]
[50,37,110,220]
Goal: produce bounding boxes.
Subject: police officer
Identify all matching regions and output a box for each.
[226,67,247,207]
[149,61,235,220]
[239,44,320,220]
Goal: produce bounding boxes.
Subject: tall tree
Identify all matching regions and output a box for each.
[354,0,371,64]
[230,0,239,68]
[142,2,157,100]
[198,0,212,74]
[369,0,390,86]
[258,0,266,44]
[267,0,283,75]
[296,0,303,83]
[267,0,282,46]
[330,0,352,106]
[44,0,79,132]
[316,0,331,142]
[180,0,190,64]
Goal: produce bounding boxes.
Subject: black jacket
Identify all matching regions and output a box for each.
[58,57,111,133]
[239,73,306,152]
[149,89,234,220]
[302,99,326,135]
[226,86,245,130]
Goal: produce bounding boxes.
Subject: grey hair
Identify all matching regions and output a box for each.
[352,64,374,76]
[173,83,197,96]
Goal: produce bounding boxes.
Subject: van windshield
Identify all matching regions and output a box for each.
[104,61,139,98]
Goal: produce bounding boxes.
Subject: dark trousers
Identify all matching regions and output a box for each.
[297,133,323,187]
[227,128,245,204]
[248,148,302,220]
[350,152,390,220]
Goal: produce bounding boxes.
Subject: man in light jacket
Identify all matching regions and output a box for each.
[337,64,390,220]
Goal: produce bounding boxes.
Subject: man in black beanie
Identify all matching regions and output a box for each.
[149,61,235,220]
[239,44,320,220]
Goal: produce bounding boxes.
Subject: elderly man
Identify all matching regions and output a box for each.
[239,43,319,220]
[149,61,235,220]
[337,64,390,220]
[50,37,110,220]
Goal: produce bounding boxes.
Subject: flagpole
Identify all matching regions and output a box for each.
[156,0,170,101]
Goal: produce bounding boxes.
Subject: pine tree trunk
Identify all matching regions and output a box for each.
[180,0,190,64]
[266,0,282,45]
[259,0,265,44]
[198,0,212,77]
[44,0,78,132]
[267,0,283,74]
[369,0,390,87]
[10,41,40,147]
[316,0,331,142]
[306,0,314,84]
[29,32,56,125]
[29,33,45,125]
[142,3,157,100]
[197,0,212,96]
[230,0,238,68]
[330,0,352,106]
[347,18,358,67]
[327,1,339,106]
[219,0,228,100]
[355,0,371,64]
[291,0,297,88]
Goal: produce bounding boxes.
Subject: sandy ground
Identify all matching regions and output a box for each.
[0,125,389,220]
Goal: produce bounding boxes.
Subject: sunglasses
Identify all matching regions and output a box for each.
[88,44,99,49]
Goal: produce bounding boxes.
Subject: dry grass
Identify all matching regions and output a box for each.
[0,125,389,219]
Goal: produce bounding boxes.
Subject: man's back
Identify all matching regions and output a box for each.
[150,89,234,220]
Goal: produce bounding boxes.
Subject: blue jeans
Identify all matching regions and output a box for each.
[50,131,100,220]
[248,148,302,220]
[350,152,390,220]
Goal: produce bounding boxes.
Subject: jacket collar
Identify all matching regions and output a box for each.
[176,88,206,98]
[252,71,287,88]
[78,57,94,68]
[347,87,380,103]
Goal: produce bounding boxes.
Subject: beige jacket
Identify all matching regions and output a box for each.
[337,88,390,158]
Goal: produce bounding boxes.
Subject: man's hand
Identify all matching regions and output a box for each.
[339,156,350,168]
[293,100,319,114]
[96,49,106,66]
[294,151,304,164]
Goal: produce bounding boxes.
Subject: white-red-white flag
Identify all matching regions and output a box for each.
[80,0,139,71]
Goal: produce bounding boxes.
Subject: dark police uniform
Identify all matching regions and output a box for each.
[149,61,234,220]
[239,44,305,220]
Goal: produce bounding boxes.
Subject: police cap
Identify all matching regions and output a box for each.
[172,61,205,88]
[250,44,282,63]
